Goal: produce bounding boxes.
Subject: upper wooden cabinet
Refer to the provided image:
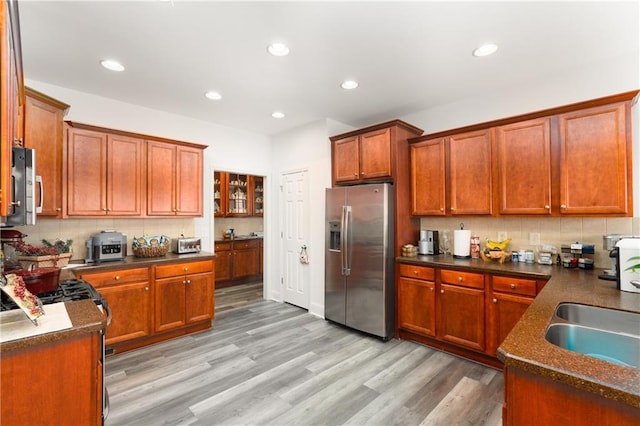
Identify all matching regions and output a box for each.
[23,88,69,217]
[496,117,552,215]
[411,129,493,216]
[410,91,638,217]
[147,141,203,216]
[558,103,630,215]
[330,120,423,186]
[66,124,144,216]
[252,175,264,216]
[214,170,264,217]
[0,0,24,218]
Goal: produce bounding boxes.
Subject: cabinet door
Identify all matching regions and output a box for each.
[397,276,436,337]
[66,127,107,215]
[107,134,143,216]
[496,118,552,215]
[439,283,485,351]
[215,244,232,281]
[227,172,249,216]
[98,282,153,345]
[155,276,186,332]
[252,175,264,216]
[24,90,67,217]
[410,138,446,215]
[558,103,629,215]
[359,128,391,181]
[176,145,203,216]
[449,130,493,215]
[486,292,532,356]
[146,141,176,216]
[233,246,260,278]
[332,135,360,183]
[185,271,214,324]
[213,171,226,217]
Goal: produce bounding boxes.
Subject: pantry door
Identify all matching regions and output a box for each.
[280,169,310,309]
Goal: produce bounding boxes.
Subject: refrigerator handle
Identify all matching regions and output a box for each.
[343,205,352,276]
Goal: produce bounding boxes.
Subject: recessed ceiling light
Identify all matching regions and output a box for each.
[341,80,359,90]
[272,111,285,119]
[267,43,290,57]
[204,91,222,100]
[472,43,498,57]
[100,59,125,72]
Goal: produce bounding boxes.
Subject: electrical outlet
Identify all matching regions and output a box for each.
[529,232,541,246]
[498,231,508,242]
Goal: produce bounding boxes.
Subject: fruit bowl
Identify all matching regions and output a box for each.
[480,250,512,264]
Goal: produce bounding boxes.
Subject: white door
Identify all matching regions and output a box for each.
[280,169,310,309]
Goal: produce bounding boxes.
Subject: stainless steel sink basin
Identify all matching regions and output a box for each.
[554,303,640,336]
[545,323,639,368]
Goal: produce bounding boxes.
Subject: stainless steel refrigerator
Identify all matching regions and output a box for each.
[325,183,395,339]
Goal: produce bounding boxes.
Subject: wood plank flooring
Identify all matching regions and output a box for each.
[105,285,504,425]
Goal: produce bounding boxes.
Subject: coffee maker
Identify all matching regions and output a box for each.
[598,234,628,281]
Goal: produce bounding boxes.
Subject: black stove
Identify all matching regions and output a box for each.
[1,278,106,311]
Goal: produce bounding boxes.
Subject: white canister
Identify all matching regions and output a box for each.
[616,238,640,293]
[453,229,471,258]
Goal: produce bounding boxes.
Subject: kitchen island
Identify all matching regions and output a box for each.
[1,299,107,425]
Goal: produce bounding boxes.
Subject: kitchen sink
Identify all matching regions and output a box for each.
[554,303,640,336]
[545,323,639,368]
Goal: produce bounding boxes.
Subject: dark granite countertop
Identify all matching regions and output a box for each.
[0,299,106,354]
[214,236,263,243]
[64,251,217,275]
[397,254,640,408]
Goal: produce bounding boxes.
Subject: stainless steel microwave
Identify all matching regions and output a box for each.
[1,147,40,227]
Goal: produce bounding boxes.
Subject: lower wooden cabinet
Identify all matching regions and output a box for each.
[78,257,215,354]
[215,239,262,286]
[396,262,547,366]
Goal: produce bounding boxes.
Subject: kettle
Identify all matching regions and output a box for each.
[615,238,640,293]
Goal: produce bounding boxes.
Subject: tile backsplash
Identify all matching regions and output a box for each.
[9,218,196,261]
[419,216,640,268]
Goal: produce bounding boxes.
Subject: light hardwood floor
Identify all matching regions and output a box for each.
[105,284,504,425]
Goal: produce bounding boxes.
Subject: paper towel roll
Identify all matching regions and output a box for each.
[453,230,471,258]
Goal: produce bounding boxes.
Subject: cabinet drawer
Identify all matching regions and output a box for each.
[492,275,537,297]
[398,264,435,281]
[233,240,259,250]
[80,267,149,288]
[440,269,484,289]
[214,242,232,252]
[155,260,213,279]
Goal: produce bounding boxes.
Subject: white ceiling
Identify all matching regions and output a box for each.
[17,1,639,136]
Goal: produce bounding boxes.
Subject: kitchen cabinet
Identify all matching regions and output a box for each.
[147,141,203,216]
[410,129,493,216]
[66,124,144,216]
[23,88,69,217]
[558,102,630,215]
[0,0,23,218]
[226,172,250,216]
[215,238,263,287]
[496,117,552,215]
[154,259,215,333]
[438,269,485,352]
[213,171,227,217]
[486,275,544,356]
[1,328,103,425]
[397,264,436,337]
[78,267,152,346]
[331,121,423,185]
[252,175,264,216]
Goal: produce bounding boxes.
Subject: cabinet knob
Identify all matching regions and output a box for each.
[145,287,149,291]
[544,205,550,209]
[440,289,444,294]
[450,207,455,212]
[360,172,365,176]
[492,298,497,303]
[440,208,444,212]
[560,204,567,209]
[510,283,516,289]
[413,270,418,275]
[429,287,434,292]
[56,207,62,212]
[458,276,463,282]
[186,279,191,284]
[354,173,358,177]
[184,267,189,272]
[114,276,120,281]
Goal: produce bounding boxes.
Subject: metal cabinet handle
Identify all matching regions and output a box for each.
[458,276,463,282]
[544,205,550,209]
[510,283,516,289]
[144,287,149,291]
[440,289,444,294]
[114,276,120,281]
[492,298,497,303]
[560,204,567,209]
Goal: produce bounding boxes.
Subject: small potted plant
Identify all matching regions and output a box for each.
[12,239,73,269]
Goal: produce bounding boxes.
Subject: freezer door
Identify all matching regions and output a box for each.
[325,187,347,324]
[345,183,393,338]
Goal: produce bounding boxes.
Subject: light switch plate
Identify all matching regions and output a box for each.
[529,232,541,246]
[498,231,508,242]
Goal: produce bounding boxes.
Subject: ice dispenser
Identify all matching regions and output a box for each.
[329,221,341,251]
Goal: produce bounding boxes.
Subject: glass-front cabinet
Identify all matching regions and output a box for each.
[252,176,264,216]
[214,171,264,217]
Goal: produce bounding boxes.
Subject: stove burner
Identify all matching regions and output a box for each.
[1,279,104,311]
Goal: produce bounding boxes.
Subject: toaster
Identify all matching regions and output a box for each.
[173,236,201,254]
[85,230,127,263]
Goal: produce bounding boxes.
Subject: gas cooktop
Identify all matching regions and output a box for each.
[0,279,104,311]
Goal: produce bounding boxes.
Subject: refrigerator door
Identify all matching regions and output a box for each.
[325,187,347,324]
[345,183,394,338]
